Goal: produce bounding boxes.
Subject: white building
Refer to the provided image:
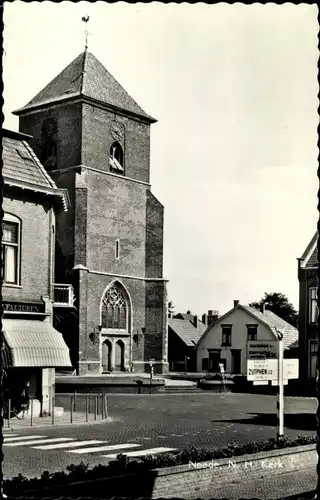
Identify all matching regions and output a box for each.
[196,301,298,374]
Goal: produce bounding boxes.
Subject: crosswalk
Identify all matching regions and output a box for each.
[2,431,176,459]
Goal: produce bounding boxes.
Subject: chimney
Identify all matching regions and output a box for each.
[193,315,198,329]
[202,313,207,326]
[260,303,265,314]
[207,310,219,326]
[234,300,239,308]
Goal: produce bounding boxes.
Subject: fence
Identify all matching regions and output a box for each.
[3,392,108,427]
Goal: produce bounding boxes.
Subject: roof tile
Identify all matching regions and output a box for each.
[169,318,206,347]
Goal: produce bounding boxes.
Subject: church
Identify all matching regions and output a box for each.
[13,49,169,375]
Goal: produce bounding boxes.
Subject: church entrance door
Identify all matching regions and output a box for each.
[115,340,125,371]
[102,340,112,372]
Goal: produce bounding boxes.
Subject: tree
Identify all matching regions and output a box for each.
[168,300,175,316]
[249,292,298,327]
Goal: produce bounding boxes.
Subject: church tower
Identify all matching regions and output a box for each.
[14,50,169,374]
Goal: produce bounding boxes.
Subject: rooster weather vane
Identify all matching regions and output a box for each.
[82,16,90,50]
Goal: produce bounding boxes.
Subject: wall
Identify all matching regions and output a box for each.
[81,103,151,183]
[298,266,318,380]
[145,190,164,279]
[3,190,54,302]
[196,308,275,373]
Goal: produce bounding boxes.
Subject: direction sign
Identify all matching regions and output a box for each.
[219,363,225,374]
[271,379,288,386]
[247,340,278,360]
[247,359,277,381]
[269,359,299,380]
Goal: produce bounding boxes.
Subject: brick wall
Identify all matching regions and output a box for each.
[3,190,53,302]
[145,190,164,279]
[81,103,151,183]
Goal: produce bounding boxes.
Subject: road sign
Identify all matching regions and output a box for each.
[271,379,288,386]
[219,363,225,374]
[247,359,277,381]
[247,340,278,360]
[253,380,269,386]
[262,359,299,380]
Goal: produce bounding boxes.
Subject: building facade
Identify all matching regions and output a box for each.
[298,233,318,380]
[13,50,169,375]
[196,301,298,374]
[2,128,71,415]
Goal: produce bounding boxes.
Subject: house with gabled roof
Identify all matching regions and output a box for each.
[196,300,298,374]
[2,128,71,416]
[298,233,318,381]
[13,48,168,375]
[168,315,206,371]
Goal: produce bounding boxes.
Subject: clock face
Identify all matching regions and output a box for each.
[111,121,124,141]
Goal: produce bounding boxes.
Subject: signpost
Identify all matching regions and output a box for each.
[246,331,299,438]
[219,363,226,393]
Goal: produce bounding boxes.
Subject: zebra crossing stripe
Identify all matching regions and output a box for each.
[4,435,46,442]
[2,434,19,438]
[103,447,177,459]
[67,443,140,454]
[33,440,105,450]
[4,438,75,447]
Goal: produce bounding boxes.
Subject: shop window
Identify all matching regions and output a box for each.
[2,214,21,285]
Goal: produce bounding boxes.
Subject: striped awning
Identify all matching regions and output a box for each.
[1,319,72,368]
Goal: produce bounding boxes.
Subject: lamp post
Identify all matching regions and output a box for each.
[276,328,284,437]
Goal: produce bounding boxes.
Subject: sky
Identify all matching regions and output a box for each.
[3,2,319,317]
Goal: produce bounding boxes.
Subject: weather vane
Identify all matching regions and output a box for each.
[82,15,90,50]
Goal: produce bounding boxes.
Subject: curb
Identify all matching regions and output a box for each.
[2,416,118,431]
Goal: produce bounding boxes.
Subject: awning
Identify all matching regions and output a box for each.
[1,319,72,368]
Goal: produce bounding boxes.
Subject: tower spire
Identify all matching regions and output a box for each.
[81,15,90,51]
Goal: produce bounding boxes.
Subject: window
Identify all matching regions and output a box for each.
[109,142,124,174]
[101,283,128,330]
[309,339,318,378]
[247,325,258,341]
[2,215,21,285]
[115,240,120,260]
[309,288,318,324]
[221,325,232,346]
[202,358,209,371]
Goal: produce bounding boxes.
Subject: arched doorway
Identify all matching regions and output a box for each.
[115,340,125,371]
[101,340,112,372]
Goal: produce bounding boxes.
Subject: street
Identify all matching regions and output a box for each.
[3,393,317,480]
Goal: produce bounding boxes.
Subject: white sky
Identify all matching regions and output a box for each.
[3,2,319,317]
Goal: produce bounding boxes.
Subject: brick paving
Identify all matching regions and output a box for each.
[2,392,317,482]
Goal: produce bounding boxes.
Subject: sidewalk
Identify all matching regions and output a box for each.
[200,467,317,500]
[3,411,114,431]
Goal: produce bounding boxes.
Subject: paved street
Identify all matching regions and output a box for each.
[3,393,317,480]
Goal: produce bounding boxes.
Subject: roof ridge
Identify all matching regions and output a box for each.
[80,49,88,95]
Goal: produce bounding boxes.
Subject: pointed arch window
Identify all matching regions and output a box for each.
[109,142,124,174]
[101,283,128,330]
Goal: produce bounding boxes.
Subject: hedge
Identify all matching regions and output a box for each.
[4,434,316,497]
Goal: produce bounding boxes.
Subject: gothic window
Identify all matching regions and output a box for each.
[101,283,128,330]
[309,288,319,324]
[41,118,57,170]
[109,141,124,174]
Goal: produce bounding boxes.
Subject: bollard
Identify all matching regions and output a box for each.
[104,393,108,419]
[101,393,104,420]
[70,396,73,424]
[73,391,76,412]
[94,395,97,421]
[88,394,91,414]
[30,399,33,427]
[8,399,11,428]
[85,395,88,422]
[52,396,55,425]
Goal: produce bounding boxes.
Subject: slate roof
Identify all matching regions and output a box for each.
[300,233,318,268]
[3,129,69,211]
[241,306,299,349]
[14,51,156,123]
[169,318,206,347]
[3,133,56,189]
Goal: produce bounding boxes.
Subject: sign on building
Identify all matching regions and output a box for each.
[247,340,278,359]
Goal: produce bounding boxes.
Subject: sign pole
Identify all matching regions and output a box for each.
[276,329,284,437]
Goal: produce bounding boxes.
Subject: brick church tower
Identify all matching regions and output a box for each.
[14,50,169,375]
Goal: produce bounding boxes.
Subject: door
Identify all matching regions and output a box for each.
[231,350,241,374]
[115,340,125,371]
[102,340,112,372]
[208,352,220,372]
